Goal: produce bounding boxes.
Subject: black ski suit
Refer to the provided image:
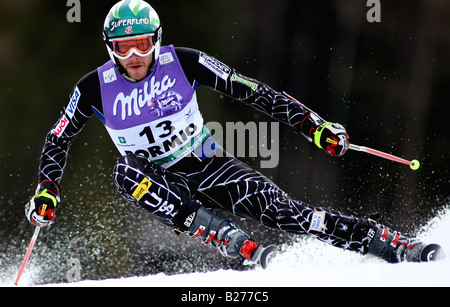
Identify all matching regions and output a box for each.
[38,46,376,259]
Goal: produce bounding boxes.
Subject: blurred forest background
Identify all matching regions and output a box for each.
[0,0,448,285]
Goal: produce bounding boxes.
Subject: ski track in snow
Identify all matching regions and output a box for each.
[5,207,450,287]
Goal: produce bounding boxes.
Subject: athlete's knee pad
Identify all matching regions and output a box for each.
[113,153,192,227]
[113,153,159,205]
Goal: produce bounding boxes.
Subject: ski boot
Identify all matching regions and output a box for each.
[366,218,445,263]
[180,207,277,269]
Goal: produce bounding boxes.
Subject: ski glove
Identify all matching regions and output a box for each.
[313,122,350,157]
[25,180,60,227]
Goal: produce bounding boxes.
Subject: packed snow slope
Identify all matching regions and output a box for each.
[42,207,450,287]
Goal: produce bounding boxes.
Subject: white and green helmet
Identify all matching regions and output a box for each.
[103,0,162,64]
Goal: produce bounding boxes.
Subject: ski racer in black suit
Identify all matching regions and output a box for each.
[25,0,444,268]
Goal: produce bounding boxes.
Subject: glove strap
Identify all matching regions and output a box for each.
[313,122,334,149]
[38,180,60,198]
[34,189,58,207]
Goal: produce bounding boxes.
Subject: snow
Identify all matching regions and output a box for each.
[34,206,450,287]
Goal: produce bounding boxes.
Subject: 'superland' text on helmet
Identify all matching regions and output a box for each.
[110,18,150,32]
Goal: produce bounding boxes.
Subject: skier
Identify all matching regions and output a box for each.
[25,0,443,268]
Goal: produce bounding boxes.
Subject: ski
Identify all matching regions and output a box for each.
[244,245,278,269]
[401,241,446,263]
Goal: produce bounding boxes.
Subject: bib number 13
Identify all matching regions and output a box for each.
[139,120,173,144]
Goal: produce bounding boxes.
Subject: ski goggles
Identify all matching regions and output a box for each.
[109,34,155,60]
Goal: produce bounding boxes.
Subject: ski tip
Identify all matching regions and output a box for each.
[259,245,278,269]
[243,245,278,269]
[420,244,446,262]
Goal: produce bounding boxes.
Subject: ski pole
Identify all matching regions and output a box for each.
[281,92,421,171]
[14,226,41,286]
[349,143,420,170]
